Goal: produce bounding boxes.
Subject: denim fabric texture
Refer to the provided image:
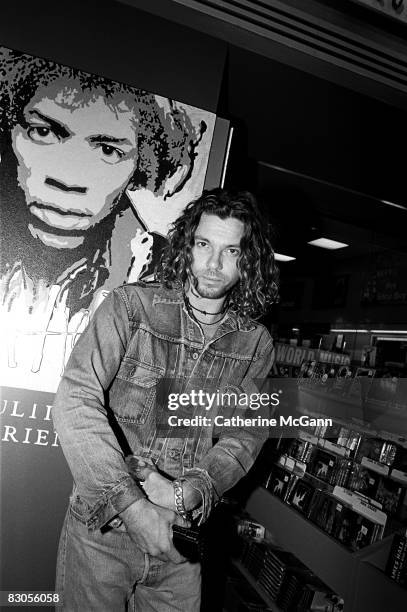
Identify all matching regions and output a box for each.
[53,282,275,530]
[56,508,201,611]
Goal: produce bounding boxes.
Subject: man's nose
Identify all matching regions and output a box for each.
[45,177,88,194]
[207,250,223,270]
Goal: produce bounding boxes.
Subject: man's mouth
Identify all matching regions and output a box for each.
[202,274,224,282]
[30,201,91,217]
[28,203,91,235]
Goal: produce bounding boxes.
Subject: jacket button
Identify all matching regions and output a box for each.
[192,352,199,360]
[169,450,179,458]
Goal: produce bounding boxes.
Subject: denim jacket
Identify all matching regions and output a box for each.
[53,282,274,529]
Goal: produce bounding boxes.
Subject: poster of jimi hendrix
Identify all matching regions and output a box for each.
[0,46,224,590]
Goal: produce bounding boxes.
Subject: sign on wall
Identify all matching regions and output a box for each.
[275,343,351,367]
[0,45,222,592]
[361,251,407,305]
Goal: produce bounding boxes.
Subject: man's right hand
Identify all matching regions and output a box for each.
[119,498,186,564]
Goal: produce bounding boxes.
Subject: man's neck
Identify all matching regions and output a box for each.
[184,281,227,325]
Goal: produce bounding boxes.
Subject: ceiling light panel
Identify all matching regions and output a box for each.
[274,252,296,262]
[308,238,349,250]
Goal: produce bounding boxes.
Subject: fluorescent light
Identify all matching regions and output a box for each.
[330,328,407,336]
[308,238,348,250]
[381,199,407,211]
[376,337,407,342]
[371,330,407,334]
[274,252,296,262]
[331,329,369,333]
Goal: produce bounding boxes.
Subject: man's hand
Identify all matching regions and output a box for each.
[131,457,202,512]
[142,470,176,510]
[142,469,201,512]
[120,498,186,563]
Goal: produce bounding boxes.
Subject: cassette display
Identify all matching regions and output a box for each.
[349,461,406,517]
[391,445,407,483]
[309,489,386,551]
[356,437,397,467]
[393,446,407,473]
[376,478,405,517]
[308,449,338,483]
[336,427,361,454]
[266,465,294,502]
[348,463,381,498]
[237,540,337,610]
[287,479,317,516]
[283,438,315,464]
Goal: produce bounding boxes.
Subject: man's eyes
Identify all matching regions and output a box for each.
[25,125,126,162]
[97,143,125,163]
[27,125,58,144]
[194,241,240,256]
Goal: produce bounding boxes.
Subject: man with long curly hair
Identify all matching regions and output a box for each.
[53,188,278,610]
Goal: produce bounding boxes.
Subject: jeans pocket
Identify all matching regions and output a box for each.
[69,493,93,524]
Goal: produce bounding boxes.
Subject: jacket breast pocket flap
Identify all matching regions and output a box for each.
[117,360,164,386]
[112,360,164,423]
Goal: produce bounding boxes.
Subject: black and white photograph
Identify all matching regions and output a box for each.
[1,1,407,611]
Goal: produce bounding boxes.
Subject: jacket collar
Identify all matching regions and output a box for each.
[152,282,256,332]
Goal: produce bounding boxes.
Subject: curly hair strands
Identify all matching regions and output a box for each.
[156,188,279,320]
[0,47,202,195]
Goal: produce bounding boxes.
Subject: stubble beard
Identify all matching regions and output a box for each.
[192,274,230,300]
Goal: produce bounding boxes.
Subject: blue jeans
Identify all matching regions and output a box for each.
[56,510,201,611]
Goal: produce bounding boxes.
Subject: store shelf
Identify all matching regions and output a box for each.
[246,487,353,600]
[231,558,283,612]
[353,532,407,610]
[352,560,407,610]
[246,487,407,611]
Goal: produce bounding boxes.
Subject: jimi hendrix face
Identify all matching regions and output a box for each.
[11,78,139,250]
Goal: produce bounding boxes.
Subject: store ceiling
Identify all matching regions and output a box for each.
[255,161,407,267]
[222,47,407,271]
[112,1,407,267]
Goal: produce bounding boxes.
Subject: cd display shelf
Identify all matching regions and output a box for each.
[246,487,407,612]
[229,558,283,612]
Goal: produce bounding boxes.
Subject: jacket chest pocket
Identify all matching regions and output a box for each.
[110,359,164,424]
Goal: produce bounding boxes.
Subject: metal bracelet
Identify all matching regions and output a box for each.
[173,478,189,520]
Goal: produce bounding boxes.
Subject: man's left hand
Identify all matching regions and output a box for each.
[142,470,176,511]
[136,462,201,512]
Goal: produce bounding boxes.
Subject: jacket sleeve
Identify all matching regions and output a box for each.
[52,289,144,530]
[183,331,275,522]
